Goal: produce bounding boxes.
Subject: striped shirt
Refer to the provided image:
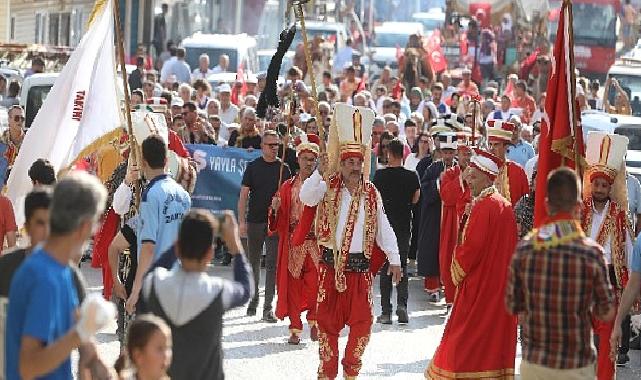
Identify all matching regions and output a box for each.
[506,220,614,369]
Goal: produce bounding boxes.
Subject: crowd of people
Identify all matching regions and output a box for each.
[2,7,641,380]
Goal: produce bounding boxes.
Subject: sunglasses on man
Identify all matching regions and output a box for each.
[13,115,24,122]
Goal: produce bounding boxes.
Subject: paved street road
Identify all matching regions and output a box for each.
[78,263,641,379]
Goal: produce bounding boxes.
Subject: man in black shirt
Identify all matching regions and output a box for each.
[373,139,420,324]
[239,130,291,321]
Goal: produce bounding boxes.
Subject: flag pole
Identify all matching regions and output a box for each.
[112,0,141,206]
[293,1,324,151]
[565,0,582,179]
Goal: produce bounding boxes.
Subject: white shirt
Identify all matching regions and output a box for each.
[299,171,400,265]
[192,68,214,81]
[404,154,422,172]
[113,183,133,216]
[588,200,634,266]
[218,105,239,140]
[487,110,512,121]
[524,155,538,185]
[211,65,227,74]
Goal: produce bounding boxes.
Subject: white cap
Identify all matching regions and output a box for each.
[171,97,184,107]
[246,75,258,84]
[437,131,458,150]
[300,113,311,123]
[218,83,232,93]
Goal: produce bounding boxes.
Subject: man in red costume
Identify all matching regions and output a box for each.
[438,130,474,311]
[269,134,321,345]
[300,104,401,380]
[580,132,633,379]
[426,148,518,379]
[486,120,529,206]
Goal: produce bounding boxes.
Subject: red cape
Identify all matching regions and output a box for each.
[91,208,120,300]
[438,166,471,304]
[505,161,529,206]
[428,191,518,378]
[268,178,319,320]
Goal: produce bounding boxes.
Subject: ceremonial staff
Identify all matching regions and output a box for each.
[292,0,325,151]
[113,0,141,207]
[278,98,296,187]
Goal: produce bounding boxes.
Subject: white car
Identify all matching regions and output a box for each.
[371,22,424,76]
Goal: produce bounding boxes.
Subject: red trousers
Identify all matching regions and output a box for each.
[593,317,615,380]
[316,263,373,379]
[424,276,440,292]
[288,254,319,334]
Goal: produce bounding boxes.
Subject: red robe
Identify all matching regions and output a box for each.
[496,160,529,206]
[581,198,630,380]
[427,188,518,379]
[438,166,471,304]
[269,176,319,322]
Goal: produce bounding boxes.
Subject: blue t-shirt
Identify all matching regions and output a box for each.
[632,235,641,274]
[5,249,79,380]
[138,174,191,262]
[507,140,535,168]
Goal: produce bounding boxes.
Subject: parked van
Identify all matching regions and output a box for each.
[20,73,59,129]
[182,33,259,74]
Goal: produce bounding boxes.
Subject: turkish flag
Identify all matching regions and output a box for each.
[533,0,584,227]
[426,30,448,73]
[231,64,246,106]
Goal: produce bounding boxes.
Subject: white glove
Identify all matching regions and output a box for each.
[76,293,116,343]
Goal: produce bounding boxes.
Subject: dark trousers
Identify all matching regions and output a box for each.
[242,222,278,312]
[379,229,410,315]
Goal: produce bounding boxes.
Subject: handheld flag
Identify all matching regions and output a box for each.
[533,0,584,226]
[7,0,122,226]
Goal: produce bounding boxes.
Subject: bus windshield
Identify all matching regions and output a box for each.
[549,3,617,47]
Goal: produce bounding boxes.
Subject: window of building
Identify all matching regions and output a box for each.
[35,13,47,44]
[70,9,83,47]
[10,16,15,40]
[49,12,71,46]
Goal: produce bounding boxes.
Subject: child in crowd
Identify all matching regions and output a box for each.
[115,314,172,380]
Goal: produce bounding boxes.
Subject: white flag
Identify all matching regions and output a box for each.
[7,0,122,226]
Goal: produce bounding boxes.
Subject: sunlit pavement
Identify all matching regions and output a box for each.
[76,263,641,379]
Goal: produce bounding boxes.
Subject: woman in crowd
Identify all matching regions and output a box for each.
[193,79,211,110]
[376,131,394,170]
[404,131,432,172]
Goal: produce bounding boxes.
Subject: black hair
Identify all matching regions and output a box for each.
[32,56,45,67]
[387,138,405,159]
[25,188,52,223]
[177,209,217,260]
[28,158,56,185]
[141,135,167,169]
[131,89,144,99]
[8,81,20,97]
[547,168,579,213]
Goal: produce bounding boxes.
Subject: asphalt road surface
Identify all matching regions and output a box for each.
[77,262,641,379]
